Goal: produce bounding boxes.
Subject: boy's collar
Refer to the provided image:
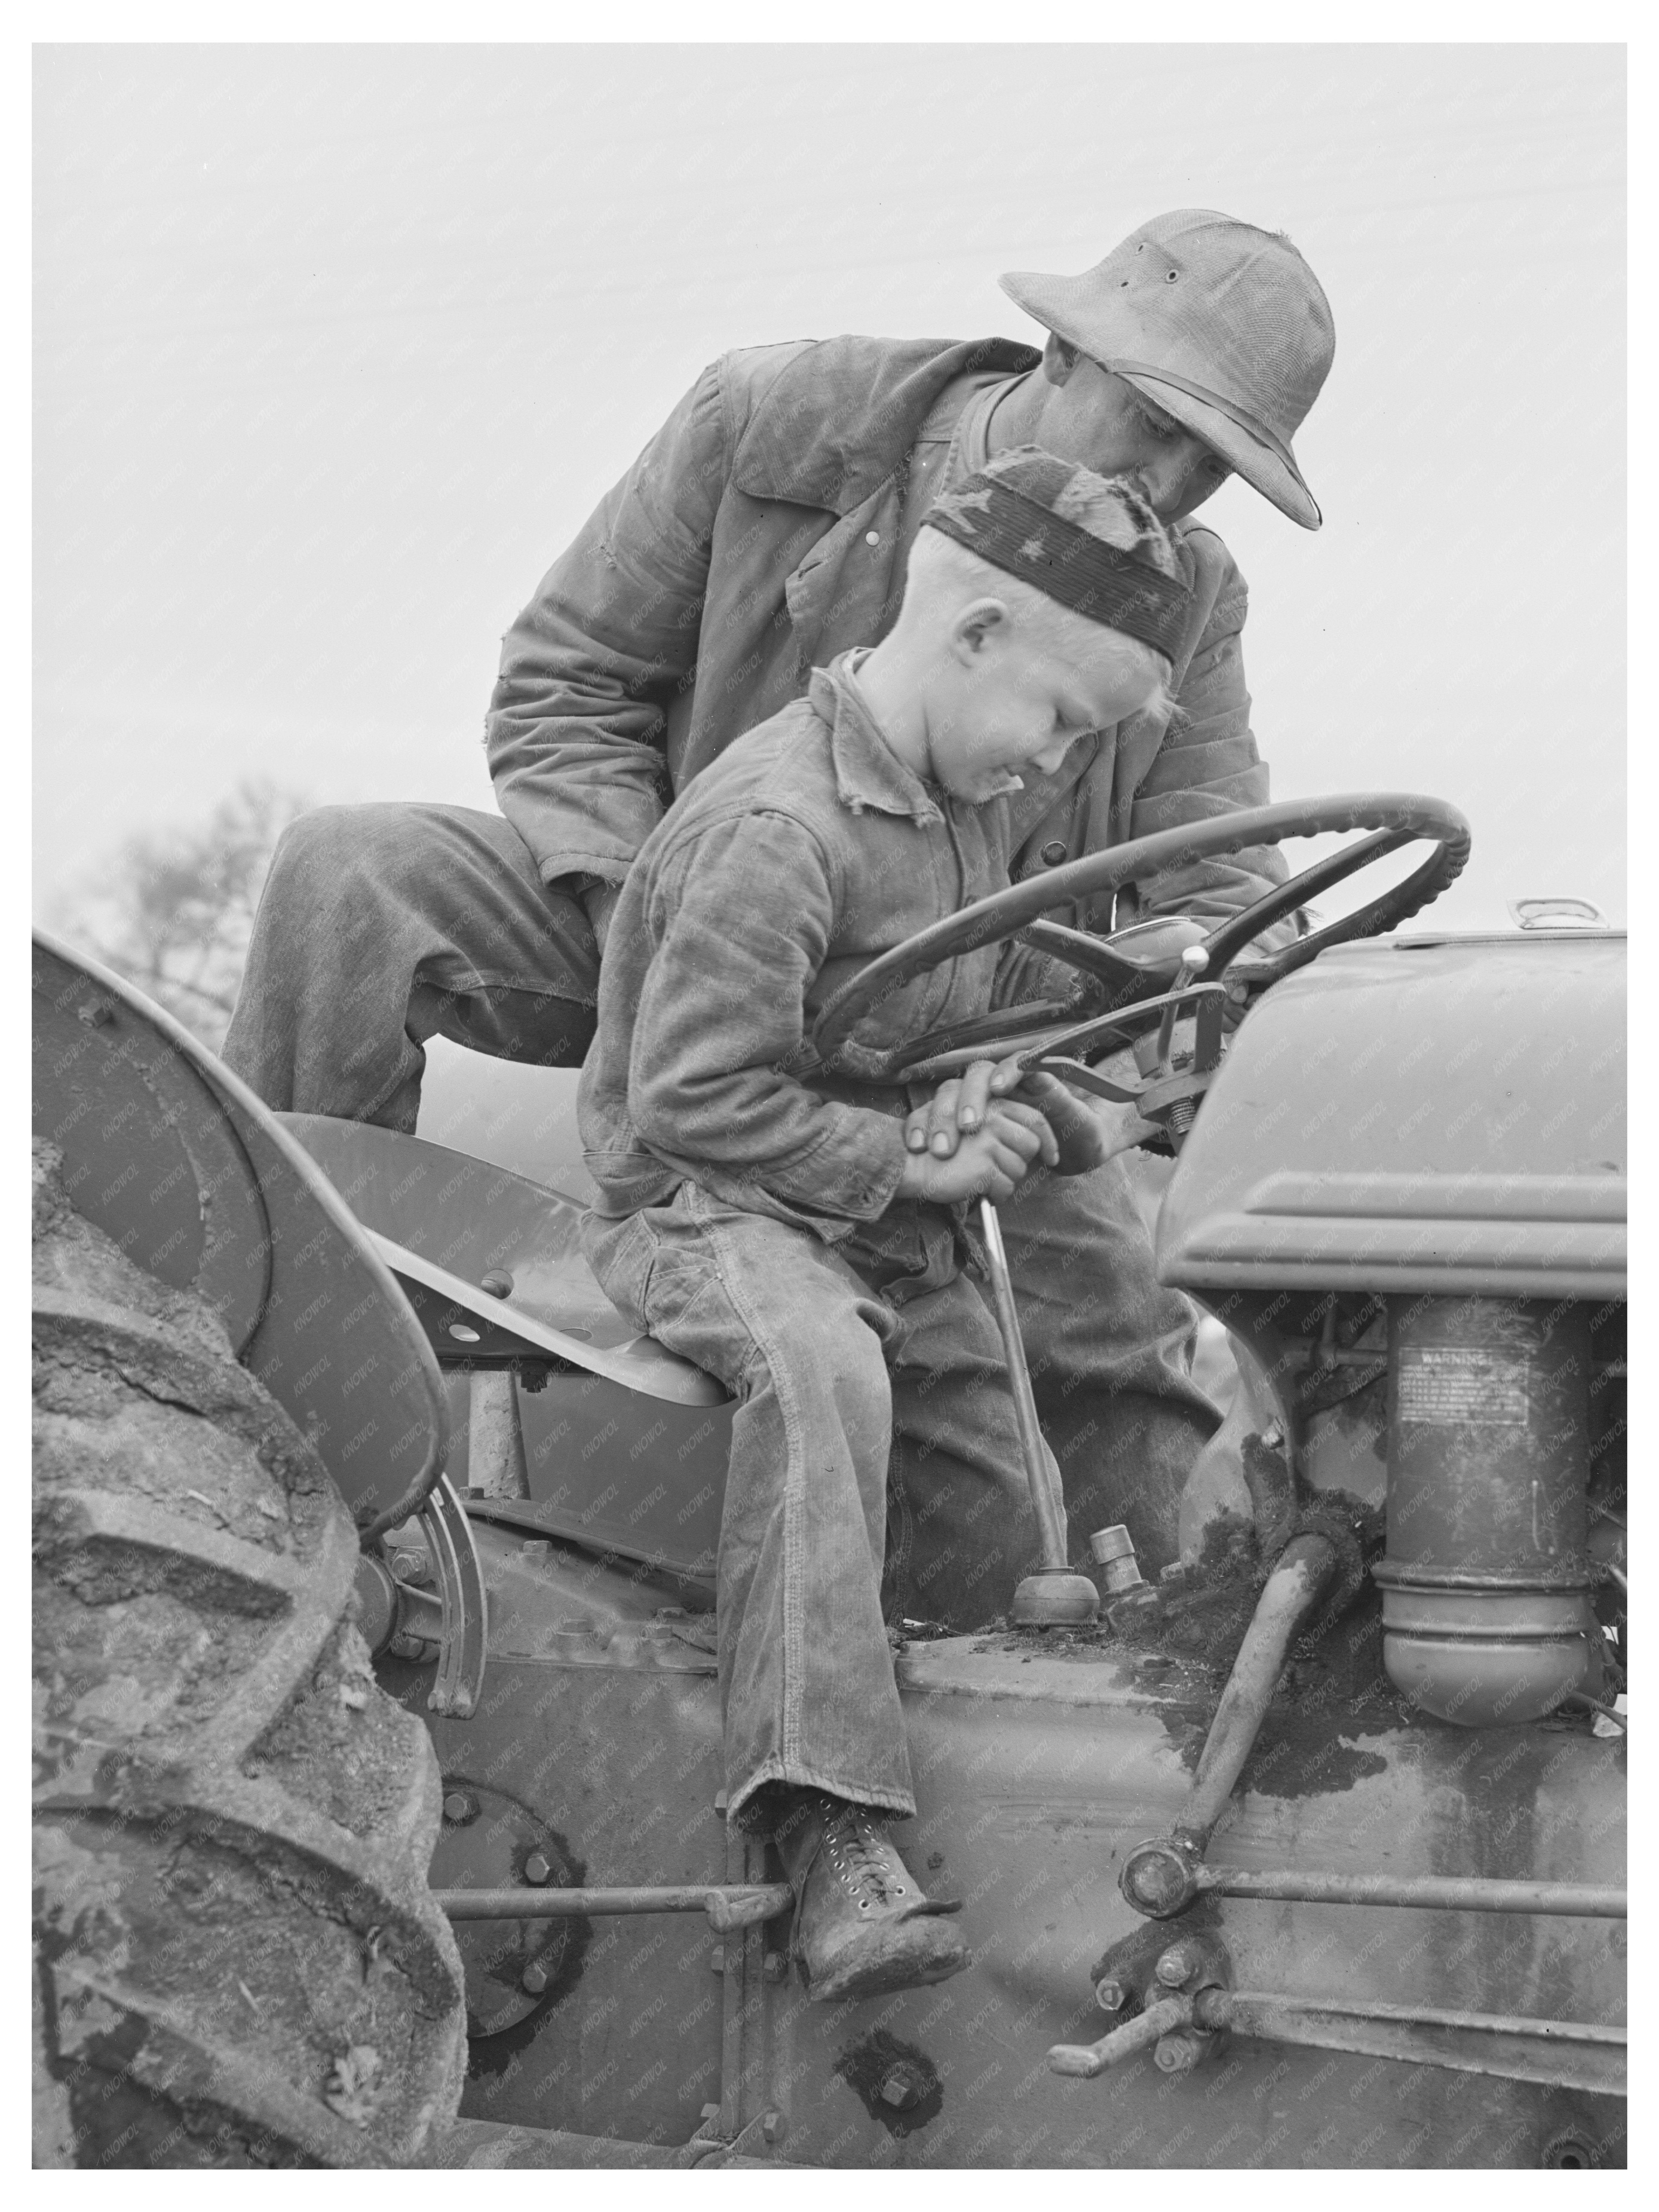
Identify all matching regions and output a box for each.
[810,653,945,826]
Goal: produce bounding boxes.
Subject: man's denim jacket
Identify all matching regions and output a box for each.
[489,335,1290,938]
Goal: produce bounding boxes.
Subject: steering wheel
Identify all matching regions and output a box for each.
[809,793,1470,1082]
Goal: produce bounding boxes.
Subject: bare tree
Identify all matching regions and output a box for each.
[46,781,310,1053]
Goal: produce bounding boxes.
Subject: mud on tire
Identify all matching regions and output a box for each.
[32,1140,467,2168]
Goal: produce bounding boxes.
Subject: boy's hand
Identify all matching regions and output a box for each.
[904,1056,1107,1177]
[1004,1068,1108,1175]
[896,1102,1051,1205]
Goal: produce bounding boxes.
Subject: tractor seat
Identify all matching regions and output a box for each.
[279,1115,728,1410]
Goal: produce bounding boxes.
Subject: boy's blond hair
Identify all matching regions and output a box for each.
[906,451,1184,715]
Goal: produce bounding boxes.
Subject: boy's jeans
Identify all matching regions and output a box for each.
[584,1182,1055,1825]
[226,801,1222,1571]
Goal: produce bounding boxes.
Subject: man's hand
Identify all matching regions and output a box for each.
[904,1056,1107,1177]
[896,1100,1053,1205]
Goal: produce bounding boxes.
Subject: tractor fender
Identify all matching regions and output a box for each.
[33,930,450,1541]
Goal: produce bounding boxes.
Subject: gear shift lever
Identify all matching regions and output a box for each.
[977,1198,1100,1627]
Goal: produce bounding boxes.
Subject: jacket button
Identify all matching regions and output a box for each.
[865,530,881,546]
[1040,840,1069,866]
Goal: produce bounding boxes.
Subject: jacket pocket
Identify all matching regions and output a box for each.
[581,1147,679,1212]
[782,478,902,666]
[580,1209,660,1332]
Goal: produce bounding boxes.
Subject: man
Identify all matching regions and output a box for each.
[226,206,1336,1581]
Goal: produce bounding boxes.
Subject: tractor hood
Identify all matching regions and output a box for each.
[1156,931,1626,1299]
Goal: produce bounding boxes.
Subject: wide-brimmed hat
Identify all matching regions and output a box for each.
[999,209,1335,529]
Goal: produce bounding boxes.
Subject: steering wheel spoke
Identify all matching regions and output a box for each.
[1199,823,1416,977]
[888,997,1077,1077]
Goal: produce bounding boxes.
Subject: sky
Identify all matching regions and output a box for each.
[33,42,1626,930]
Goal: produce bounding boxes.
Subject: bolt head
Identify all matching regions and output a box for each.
[1121,1840,1197,1918]
[524,1850,553,1886]
[878,2066,923,2110]
[709,1946,726,1974]
[760,2110,786,2145]
[1095,1976,1128,2012]
[442,1790,478,1825]
[1155,1943,1199,1987]
[1153,2030,1203,2075]
[521,1956,550,1996]
[762,1951,788,1984]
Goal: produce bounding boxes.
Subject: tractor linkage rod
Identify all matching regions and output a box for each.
[1121,1533,1341,1917]
[1050,1990,1626,2097]
[432,1883,794,1933]
[1181,1532,1340,1847]
[1119,1531,1627,1924]
[1189,1868,1627,1918]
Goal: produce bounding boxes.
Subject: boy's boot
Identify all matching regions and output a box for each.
[774,1791,968,2004]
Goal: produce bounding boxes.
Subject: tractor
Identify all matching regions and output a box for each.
[33,793,1627,2169]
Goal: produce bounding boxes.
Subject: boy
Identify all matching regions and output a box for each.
[578,448,1190,2003]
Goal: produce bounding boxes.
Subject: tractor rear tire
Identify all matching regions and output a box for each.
[31,1140,468,2168]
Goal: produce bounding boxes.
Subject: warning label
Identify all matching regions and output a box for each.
[1398,1347,1531,1428]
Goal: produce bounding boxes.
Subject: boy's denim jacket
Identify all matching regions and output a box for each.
[577,656,1078,1242]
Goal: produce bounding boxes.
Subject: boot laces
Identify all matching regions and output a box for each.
[824,1804,911,1914]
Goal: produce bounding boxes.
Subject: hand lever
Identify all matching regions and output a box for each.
[1153,943,1210,1069]
[978,1198,1099,1628]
